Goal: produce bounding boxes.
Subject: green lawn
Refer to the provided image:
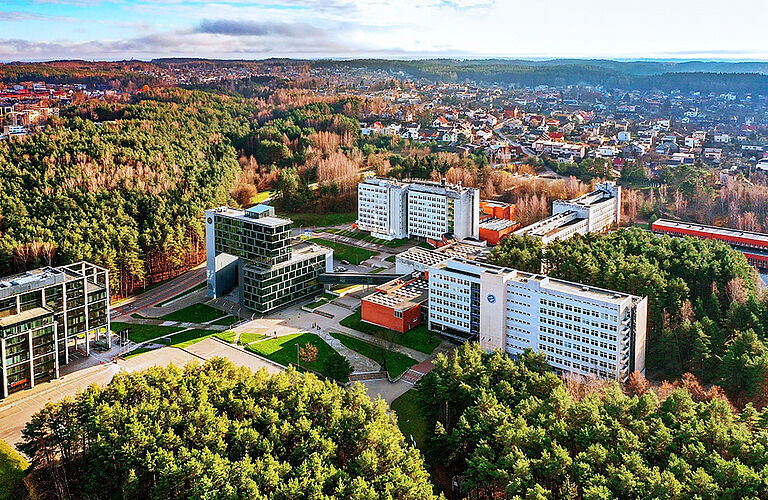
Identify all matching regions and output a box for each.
[246,332,349,382]
[155,281,206,307]
[330,332,417,378]
[323,228,410,248]
[159,303,227,323]
[0,438,28,500]
[308,238,378,265]
[339,310,440,355]
[216,330,237,343]
[210,315,240,326]
[111,322,184,343]
[237,332,267,345]
[391,390,429,450]
[384,255,397,263]
[368,267,388,273]
[279,211,357,228]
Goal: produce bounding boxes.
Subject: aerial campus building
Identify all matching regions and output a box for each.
[652,218,768,270]
[205,205,333,314]
[357,178,480,242]
[0,262,110,399]
[363,244,647,382]
[514,182,621,244]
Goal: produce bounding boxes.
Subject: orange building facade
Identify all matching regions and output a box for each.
[359,273,429,333]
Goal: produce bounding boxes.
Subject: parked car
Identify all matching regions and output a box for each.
[340,259,350,265]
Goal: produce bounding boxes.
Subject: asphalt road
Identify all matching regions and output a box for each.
[112,265,206,319]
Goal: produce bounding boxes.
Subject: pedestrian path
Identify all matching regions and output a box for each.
[315,329,381,372]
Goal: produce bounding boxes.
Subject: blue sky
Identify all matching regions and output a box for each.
[0,0,765,61]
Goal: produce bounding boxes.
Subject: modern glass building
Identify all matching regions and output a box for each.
[206,205,333,314]
[0,262,110,398]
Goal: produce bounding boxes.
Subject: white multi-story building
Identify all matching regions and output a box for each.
[427,258,647,382]
[357,178,408,240]
[357,178,479,241]
[515,182,621,244]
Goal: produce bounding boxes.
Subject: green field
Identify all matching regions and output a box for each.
[0,439,28,500]
[237,332,267,345]
[161,329,221,349]
[330,332,417,378]
[111,322,184,343]
[160,303,227,323]
[308,238,378,264]
[339,310,440,354]
[246,332,349,382]
[155,281,206,307]
[280,211,357,228]
[323,228,410,248]
[216,330,237,343]
[391,390,429,450]
[210,315,240,326]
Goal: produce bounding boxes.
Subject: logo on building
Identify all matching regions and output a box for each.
[207,217,213,224]
[487,294,496,304]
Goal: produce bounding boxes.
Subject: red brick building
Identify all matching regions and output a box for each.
[652,218,768,270]
[360,273,429,333]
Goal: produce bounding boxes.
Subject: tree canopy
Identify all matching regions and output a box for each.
[20,359,437,500]
[489,229,768,405]
[420,342,768,499]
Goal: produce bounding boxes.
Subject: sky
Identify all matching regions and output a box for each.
[0,0,766,62]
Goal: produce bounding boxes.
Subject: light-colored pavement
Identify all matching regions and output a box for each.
[184,337,285,375]
[358,379,411,404]
[0,338,284,451]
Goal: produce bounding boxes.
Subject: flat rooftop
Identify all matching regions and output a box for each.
[0,307,53,328]
[653,218,768,246]
[515,211,582,238]
[0,266,81,300]
[561,189,613,208]
[480,219,519,231]
[445,257,641,305]
[397,247,450,267]
[244,240,331,273]
[210,206,291,228]
[363,274,429,311]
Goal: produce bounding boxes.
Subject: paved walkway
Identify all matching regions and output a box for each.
[316,330,381,372]
[0,338,284,451]
[283,303,432,363]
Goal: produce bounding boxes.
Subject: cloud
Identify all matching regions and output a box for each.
[0,10,77,22]
[195,19,326,38]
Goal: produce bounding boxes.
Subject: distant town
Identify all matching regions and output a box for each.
[2,58,768,499]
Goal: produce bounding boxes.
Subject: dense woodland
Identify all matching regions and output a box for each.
[0,89,258,296]
[0,88,375,297]
[19,359,436,500]
[420,343,768,499]
[490,229,768,406]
